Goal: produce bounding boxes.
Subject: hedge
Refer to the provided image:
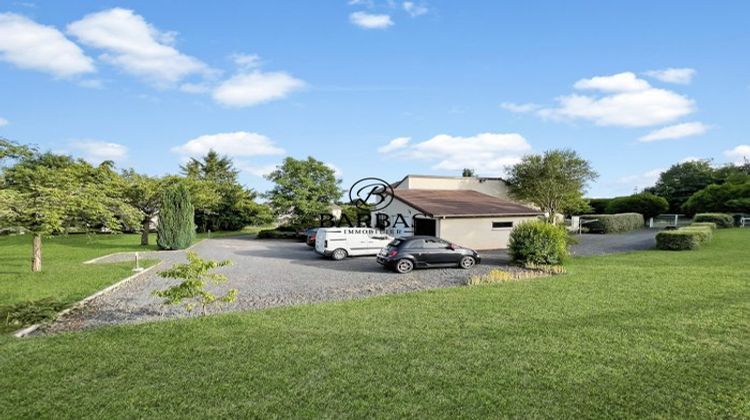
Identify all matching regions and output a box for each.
[693,213,734,228]
[508,220,570,265]
[582,213,645,233]
[585,198,611,214]
[605,193,669,220]
[257,229,297,239]
[690,222,717,230]
[656,225,713,251]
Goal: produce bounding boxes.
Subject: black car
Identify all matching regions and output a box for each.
[376,236,481,274]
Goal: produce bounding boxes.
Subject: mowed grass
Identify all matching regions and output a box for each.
[1,230,749,418]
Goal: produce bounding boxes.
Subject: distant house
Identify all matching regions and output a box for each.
[374,175,542,250]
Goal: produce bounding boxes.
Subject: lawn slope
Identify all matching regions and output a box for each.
[1,230,748,418]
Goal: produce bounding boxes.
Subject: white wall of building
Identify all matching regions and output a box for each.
[370,198,423,237]
[438,216,539,250]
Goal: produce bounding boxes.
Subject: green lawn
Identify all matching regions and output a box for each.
[1,230,748,418]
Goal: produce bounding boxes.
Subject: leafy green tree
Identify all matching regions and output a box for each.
[122,170,163,245]
[181,150,267,231]
[1,152,141,271]
[682,178,750,215]
[265,156,342,226]
[648,160,715,213]
[153,252,237,315]
[605,192,669,220]
[157,184,195,250]
[506,149,598,223]
[0,138,34,163]
[462,168,476,177]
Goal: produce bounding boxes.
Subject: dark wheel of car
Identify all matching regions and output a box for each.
[395,259,414,274]
[331,248,347,261]
[459,256,476,269]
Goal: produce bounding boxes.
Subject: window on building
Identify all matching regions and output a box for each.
[492,221,513,229]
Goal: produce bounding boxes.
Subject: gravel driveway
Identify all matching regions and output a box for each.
[39,229,658,335]
[40,236,519,334]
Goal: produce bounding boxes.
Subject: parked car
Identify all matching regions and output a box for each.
[305,227,319,247]
[376,236,481,274]
[315,227,393,260]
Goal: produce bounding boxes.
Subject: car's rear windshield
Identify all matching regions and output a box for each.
[387,239,403,247]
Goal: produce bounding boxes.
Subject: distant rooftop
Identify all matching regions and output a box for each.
[392,189,541,218]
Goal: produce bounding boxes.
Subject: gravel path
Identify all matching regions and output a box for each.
[39,236,521,334]
[38,230,659,335]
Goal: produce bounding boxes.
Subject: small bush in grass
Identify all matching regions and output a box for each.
[693,213,734,228]
[656,225,713,250]
[508,220,570,265]
[582,213,645,233]
[1,298,66,332]
[523,263,568,275]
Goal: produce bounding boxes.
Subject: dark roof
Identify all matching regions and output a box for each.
[391,189,542,218]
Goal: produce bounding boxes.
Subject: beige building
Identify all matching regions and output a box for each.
[374,175,542,250]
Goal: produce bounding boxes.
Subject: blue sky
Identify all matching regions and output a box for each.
[0,0,748,197]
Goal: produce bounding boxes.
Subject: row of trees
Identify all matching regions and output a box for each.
[0,140,282,271]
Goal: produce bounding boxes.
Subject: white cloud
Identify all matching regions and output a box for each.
[644,68,696,84]
[325,162,343,177]
[724,145,750,164]
[67,8,210,86]
[500,102,539,113]
[617,168,664,189]
[179,82,211,94]
[70,140,128,163]
[212,71,305,107]
[535,72,696,127]
[172,131,285,158]
[349,11,394,29]
[78,79,104,89]
[378,136,410,153]
[391,132,532,175]
[0,117,8,126]
[680,156,702,163]
[236,162,278,177]
[231,53,261,70]
[639,122,709,142]
[0,13,95,77]
[403,2,428,16]
[573,72,650,93]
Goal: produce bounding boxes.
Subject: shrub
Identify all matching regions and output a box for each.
[157,184,195,250]
[257,229,297,239]
[693,213,734,228]
[605,193,669,220]
[656,225,713,251]
[582,213,645,233]
[0,298,65,333]
[466,269,556,285]
[508,220,570,265]
[690,222,717,230]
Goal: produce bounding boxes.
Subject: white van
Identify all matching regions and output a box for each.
[315,227,393,260]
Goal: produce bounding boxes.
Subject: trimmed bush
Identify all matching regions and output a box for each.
[157,184,195,250]
[690,222,717,230]
[605,193,669,220]
[508,220,570,265]
[693,213,734,228]
[582,213,645,233]
[257,229,297,239]
[656,225,713,250]
[585,198,611,214]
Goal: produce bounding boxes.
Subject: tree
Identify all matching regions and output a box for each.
[682,178,750,215]
[153,252,237,315]
[122,170,162,245]
[506,149,598,224]
[265,156,342,226]
[1,152,141,271]
[462,168,476,177]
[0,138,34,163]
[157,184,195,250]
[648,160,715,213]
[605,192,669,220]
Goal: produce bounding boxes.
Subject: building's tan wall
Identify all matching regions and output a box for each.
[370,198,423,237]
[438,216,538,250]
[397,176,510,198]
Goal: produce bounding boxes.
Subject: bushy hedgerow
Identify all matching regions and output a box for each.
[693,213,734,228]
[508,220,570,265]
[656,225,713,250]
[690,222,717,230]
[257,229,297,239]
[585,198,611,214]
[582,213,645,233]
[605,193,669,220]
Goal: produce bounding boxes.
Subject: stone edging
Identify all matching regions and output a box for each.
[13,262,162,338]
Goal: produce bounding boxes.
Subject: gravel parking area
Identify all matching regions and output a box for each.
[38,229,659,335]
[40,236,520,334]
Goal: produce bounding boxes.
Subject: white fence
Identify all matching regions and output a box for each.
[648,214,692,229]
